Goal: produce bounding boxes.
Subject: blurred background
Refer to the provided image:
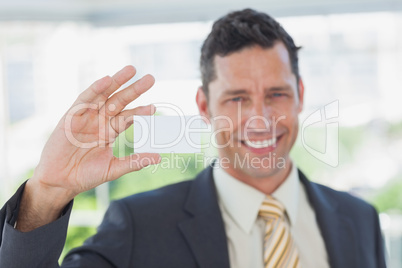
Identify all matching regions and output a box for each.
[0,0,401,266]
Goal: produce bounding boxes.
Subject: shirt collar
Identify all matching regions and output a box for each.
[272,163,299,226]
[213,163,300,234]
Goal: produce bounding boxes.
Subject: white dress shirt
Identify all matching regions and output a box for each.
[213,162,330,268]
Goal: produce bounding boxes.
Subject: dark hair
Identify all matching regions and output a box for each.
[200,8,301,97]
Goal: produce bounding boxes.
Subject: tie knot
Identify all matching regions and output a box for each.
[258,195,286,220]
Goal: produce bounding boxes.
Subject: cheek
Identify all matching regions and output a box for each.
[273,110,299,133]
[275,102,300,118]
[211,110,241,132]
[211,119,232,143]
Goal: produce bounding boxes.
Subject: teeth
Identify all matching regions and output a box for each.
[245,137,277,148]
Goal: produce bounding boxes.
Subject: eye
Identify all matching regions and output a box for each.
[272,92,285,98]
[231,96,244,102]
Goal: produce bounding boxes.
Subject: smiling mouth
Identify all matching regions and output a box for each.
[243,137,277,149]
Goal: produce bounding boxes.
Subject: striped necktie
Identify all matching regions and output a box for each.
[259,195,301,268]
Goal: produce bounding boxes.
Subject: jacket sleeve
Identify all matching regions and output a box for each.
[0,181,73,268]
[0,182,136,268]
[61,200,135,268]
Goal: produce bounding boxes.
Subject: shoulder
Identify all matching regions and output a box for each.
[299,170,376,209]
[125,179,193,203]
[309,180,378,218]
[114,166,214,210]
[111,179,194,216]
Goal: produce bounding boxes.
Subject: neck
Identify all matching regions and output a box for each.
[223,159,293,195]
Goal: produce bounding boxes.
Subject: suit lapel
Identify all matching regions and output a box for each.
[178,167,360,268]
[299,170,359,268]
[178,167,230,268]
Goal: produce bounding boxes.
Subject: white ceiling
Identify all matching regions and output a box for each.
[0,0,401,26]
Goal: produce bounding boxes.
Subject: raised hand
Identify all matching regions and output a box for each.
[17,66,161,231]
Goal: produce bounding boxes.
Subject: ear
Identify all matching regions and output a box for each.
[196,87,211,124]
[297,78,305,113]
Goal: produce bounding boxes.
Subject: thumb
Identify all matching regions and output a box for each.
[108,153,161,181]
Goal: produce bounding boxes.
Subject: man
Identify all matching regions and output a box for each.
[0,9,386,268]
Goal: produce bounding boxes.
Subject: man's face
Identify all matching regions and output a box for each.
[197,42,304,182]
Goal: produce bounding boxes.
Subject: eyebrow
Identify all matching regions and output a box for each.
[221,86,293,96]
[266,86,292,93]
[221,89,249,96]
[222,85,292,96]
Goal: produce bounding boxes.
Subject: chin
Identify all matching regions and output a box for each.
[237,165,280,180]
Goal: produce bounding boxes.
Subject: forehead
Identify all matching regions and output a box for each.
[212,42,293,84]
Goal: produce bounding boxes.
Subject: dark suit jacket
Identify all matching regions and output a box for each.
[0,167,386,268]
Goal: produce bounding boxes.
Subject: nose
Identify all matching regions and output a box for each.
[244,101,271,131]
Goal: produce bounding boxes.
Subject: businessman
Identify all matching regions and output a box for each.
[0,8,386,268]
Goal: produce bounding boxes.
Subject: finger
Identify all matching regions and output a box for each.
[74,75,113,107]
[108,153,162,180]
[73,65,136,107]
[105,65,137,98]
[102,74,155,117]
[110,104,156,134]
